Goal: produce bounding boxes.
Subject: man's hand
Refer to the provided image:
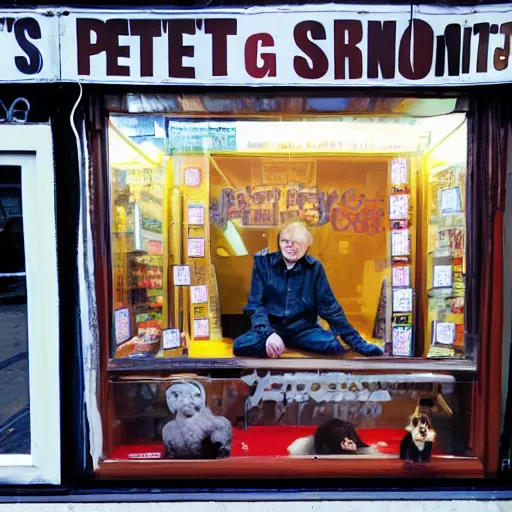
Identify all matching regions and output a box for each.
[265,333,285,358]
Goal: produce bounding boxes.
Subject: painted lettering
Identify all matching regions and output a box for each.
[293,21,329,79]
[334,20,363,79]
[205,19,237,77]
[245,33,276,78]
[168,19,196,78]
[14,18,43,75]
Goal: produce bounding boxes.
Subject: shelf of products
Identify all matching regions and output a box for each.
[424,125,467,358]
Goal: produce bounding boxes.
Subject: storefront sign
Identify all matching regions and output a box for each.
[0,12,59,81]
[4,5,512,85]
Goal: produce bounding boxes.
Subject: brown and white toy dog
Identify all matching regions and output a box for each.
[399,412,436,462]
[399,390,453,463]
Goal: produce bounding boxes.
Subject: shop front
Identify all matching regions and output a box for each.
[0,1,511,491]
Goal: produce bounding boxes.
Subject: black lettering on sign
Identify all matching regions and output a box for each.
[129,20,162,77]
[398,19,434,80]
[293,21,329,79]
[435,24,461,77]
[367,21,396,79]
[334,20,363,79]
[14,18,43,75]
[474,23,490,73]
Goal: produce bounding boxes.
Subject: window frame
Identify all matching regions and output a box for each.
[94,92,501,479]
[0,124,60,485]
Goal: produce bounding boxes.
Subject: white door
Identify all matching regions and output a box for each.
[0,124,60,484]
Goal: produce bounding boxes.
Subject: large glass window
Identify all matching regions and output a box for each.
[103,95,480,476]
[108,102,468,361]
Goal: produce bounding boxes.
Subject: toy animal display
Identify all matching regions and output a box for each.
[162,380,232,459]
[287,418,385,456]
[399,413,436,462]
[399,390,451,463]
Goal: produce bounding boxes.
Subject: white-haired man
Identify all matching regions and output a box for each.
[233,222,384,358]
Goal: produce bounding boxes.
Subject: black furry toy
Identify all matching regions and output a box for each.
[314,418,370,454]
[287,418,383,456]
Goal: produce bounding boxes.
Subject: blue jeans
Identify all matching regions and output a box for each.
[233,320,346,358]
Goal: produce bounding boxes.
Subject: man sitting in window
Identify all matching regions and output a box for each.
[233,222,384,359]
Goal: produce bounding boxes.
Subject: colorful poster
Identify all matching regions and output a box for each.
[433,265,453,288]
[114,308,131,345]
[188,204,205,225]
[392,325,413,356]
[193,318,210,339]
[391,229,410,256]
[392,265,410,287]
[173,265,191,286]
[188,238,205,258]
[393,288,413,313]
[163,328,181,349]
[389,194,409,220]
[191,285,208,304]
[449,227,465,258]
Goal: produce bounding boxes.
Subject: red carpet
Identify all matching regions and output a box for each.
[110,426,411,460]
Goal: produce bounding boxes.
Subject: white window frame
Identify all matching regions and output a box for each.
[0,124,60,485]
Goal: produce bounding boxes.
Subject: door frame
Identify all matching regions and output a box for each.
[0,124,60,485]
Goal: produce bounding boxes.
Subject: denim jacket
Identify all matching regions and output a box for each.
[243,250,378,353]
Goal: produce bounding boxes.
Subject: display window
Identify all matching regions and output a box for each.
[95,94,489,479]
[107,97,468,361]
[0,0,511,494]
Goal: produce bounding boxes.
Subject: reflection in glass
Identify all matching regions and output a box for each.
[108,372,473,461]
[0,165,29,454]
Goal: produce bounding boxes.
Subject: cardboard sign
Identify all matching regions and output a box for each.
[188,238,205,258]
[191,285,208,304]
[193,318,210,339]
[433,265,453,288]
[173,265,191,286]
[433,321,456,345]
[163,328,181,349]
[188,204,205,225]
[392,325,413,356]
[393,288,413,313]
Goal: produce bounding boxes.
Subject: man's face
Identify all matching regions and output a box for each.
[279,234,309,264]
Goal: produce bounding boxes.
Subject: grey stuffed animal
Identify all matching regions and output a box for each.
[162,380,232,459]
